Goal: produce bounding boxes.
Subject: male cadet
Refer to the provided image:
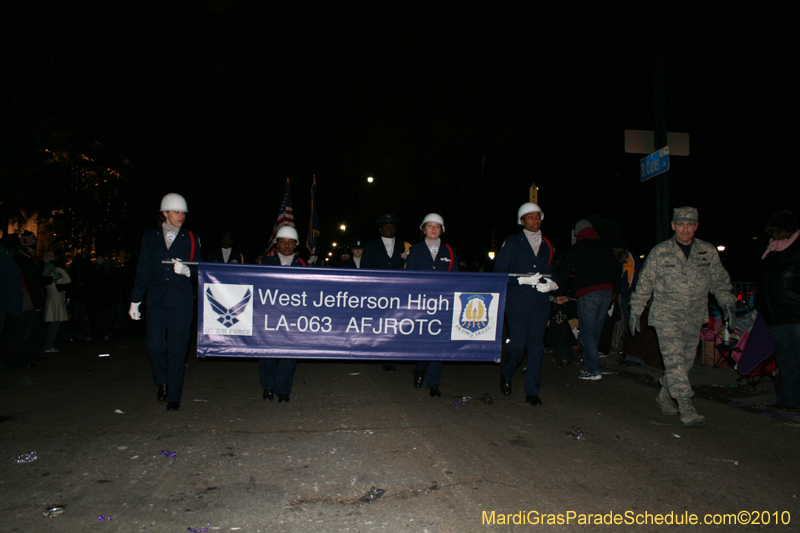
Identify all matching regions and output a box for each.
[361,215,408,370]
[494,202,558,406]
[629,207,736,428]
[205,230,244,264]
[340,239,364,268]
[259,226,306,402]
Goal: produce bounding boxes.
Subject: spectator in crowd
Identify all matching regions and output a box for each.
[757,210,800,411]
[558,220,620,381]
[41,251,71,353]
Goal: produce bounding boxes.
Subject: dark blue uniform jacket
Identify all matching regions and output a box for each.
[260,255,307,267]
[493,232,556,315]
[405,241,459,272]
[361,238,406,270]
[131,228,201,308]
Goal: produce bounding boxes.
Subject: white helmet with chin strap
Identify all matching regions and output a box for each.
[160,193,188,212]
[420,213,445,232]
[517,202,543,224]
[275,226,299,243]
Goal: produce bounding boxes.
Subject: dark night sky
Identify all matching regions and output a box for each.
[3,1,797,279]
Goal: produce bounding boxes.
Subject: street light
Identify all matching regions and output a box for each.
[340,224,346,231]
[367,176,374,183]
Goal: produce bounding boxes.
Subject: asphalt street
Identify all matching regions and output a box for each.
[1,324,798,532]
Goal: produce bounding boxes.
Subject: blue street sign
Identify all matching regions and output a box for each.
[640,146,670,181]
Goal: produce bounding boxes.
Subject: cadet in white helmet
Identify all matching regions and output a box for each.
[406,213,459,397]
[493,202,558,406]
[129,193,201,412]
[259,226,306,402]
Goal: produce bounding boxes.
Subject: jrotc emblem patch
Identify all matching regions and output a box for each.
[451,292,500,340]
[203,284,254,336]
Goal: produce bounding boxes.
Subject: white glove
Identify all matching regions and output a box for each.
[129,302,141,320]
[536,278,558,293]
[173,259,190,277]
[518,274,543,286]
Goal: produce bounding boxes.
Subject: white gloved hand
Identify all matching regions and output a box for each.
[173,259,190,277]
[518,274,543,286]
[129,302,141,320]
[535,278,558,293]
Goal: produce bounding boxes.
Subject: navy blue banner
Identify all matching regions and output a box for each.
[197,264,508,362]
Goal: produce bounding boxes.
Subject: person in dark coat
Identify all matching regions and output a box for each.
[406,213,459,397]
[205,230,245,264]
[129,193,201,412]
[340,239,365,269]
[361,214,408,370]
[11,232,48,366]
[259,226,306,402]
[757,210,800,410]
[557,221,621,380]
[361,214,407,270]
[493,202,558,406]
[0,235,24,366]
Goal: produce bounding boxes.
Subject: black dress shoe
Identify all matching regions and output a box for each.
[500,378,512,396]
[429,386,441,397]
[526,395,542,406]
[157,385,168,403]
[166,401,180,411]
[414,373,424,389]
[383,364,396,371]
[263,389,274,401]
[277,394,290,403]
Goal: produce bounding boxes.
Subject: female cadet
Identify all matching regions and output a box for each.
[406,213,458,397]
[259,226,306,403]
[129,193,201,412]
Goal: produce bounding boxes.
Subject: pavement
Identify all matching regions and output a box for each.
[1,323,799,532]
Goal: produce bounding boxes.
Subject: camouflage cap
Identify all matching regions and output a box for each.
[673,206,698,223]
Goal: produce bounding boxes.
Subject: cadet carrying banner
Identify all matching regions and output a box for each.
[197,264,508,362]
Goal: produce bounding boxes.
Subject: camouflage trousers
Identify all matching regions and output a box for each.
[653,322,701,399]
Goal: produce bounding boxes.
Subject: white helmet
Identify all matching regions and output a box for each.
[160,193,188,212]
[420,213,445,232]
[517,202,543,224]
[275,226,299,243]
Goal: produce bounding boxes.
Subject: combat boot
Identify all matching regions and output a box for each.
[654,387,678,416]
[676,397,705,428]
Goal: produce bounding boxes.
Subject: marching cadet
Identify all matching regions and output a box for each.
[362,214,408,370]
[630,207,736,428]
[129,193,201,412]
[493,202,558,406]
[259,226,306,402]
[340,239,365,268]
[205,230,244,264]
[406,213,459,397]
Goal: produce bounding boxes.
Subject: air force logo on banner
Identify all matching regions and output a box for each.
[451,292,499,340]
[203,284,253,336]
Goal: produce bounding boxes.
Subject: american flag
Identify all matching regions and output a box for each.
[264,178,295,256]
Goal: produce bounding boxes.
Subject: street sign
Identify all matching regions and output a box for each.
[640,146,670,181]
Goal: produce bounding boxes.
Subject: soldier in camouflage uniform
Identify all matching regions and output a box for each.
[629,207,736,428]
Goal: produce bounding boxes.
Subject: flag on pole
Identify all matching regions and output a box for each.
[306,177,320,266]
[264,178,295,257]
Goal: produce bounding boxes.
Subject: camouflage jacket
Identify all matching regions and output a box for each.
[630,236,735,326]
